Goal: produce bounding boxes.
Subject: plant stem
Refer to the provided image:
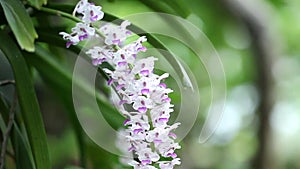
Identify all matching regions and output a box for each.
[35,6,81,23]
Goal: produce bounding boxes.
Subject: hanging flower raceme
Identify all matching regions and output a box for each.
[59,1,181,168]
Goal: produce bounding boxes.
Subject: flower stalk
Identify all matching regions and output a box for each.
[59,1,181,168]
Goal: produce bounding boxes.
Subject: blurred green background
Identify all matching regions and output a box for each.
[0,0,300,169]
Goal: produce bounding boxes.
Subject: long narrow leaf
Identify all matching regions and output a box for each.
[25,44,125,130]
[23,43,87,167]
[0,0,38,52]
[0,32,51,169]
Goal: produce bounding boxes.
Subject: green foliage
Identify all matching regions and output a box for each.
[0,32,50,169]
[0,0,299,168]
[0,0,38,52]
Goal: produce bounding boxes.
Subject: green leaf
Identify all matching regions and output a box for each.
[0,32,51,169]
[25,44,125,129]
[13,124,36,169]
[161,0,191,18]
[0,0,38,52]
[23,43,87,167]
[28,0,47,9]
[138,0,177,15]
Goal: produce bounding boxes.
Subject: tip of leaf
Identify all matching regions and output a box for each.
[24,46,35,52]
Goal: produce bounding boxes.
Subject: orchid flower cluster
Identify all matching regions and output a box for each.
[60,1,181,168]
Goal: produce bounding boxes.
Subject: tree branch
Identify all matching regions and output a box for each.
[221,0,275,169]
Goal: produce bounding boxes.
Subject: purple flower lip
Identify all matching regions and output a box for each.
[117,61,127,66]
[140,70,149,76]
[141,160,151,165]
[153,139,162,144]
[133,128,143,134]
[112,39,121,44]
[126,30,132,35]
[159,83,167,88]
[79,34,88,41]
[119,100,128,105]
[141,88,150,95]
[123,119,130,126]
[90,15,98,22]
[100,58,106,62]
[116,84,125,90]
[107,79,113,85]
[66,41,73,48]
[137,46,147,52]
[138,107,147,113]
[92,59,97,66]
[168,132,177,139]
[159,118,169,122]
[128,146,135,152]
[163,97,171,102]
[167,152,177,158]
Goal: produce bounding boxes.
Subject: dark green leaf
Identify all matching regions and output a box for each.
[13,123,36,169]
[0,0,38,52]
[0,31,51,169]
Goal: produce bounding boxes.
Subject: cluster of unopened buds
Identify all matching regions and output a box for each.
[60,0,181,168]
